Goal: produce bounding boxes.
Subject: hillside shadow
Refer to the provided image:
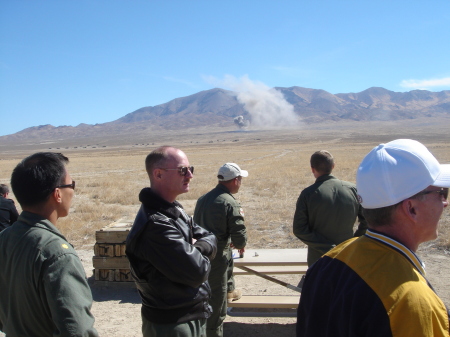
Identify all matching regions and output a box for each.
[224,322,295,336]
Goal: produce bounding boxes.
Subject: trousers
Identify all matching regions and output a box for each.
[142,313,206,337]
[206,246,235,337]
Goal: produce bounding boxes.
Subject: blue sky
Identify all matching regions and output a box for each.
[1,1,450,136]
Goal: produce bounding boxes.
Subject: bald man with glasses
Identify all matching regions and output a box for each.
[126,146,217,337]
[297,139,450,337]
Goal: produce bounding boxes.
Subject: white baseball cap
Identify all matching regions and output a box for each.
[357,139,450,209]
[217,163,248,181]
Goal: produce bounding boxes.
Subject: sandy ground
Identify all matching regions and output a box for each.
[72,247,450,337]
[0,248,448,337]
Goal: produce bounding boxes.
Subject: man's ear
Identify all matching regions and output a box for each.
[401,199,418,221]
[52,188,62,203]
[153,168,162,180]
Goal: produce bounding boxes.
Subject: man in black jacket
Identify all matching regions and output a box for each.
[0,184,19,232]
[126,146,217,337]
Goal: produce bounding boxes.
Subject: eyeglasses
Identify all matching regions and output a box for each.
[414,188,448,200]
[159,166,194,176]
[56,180,76,190]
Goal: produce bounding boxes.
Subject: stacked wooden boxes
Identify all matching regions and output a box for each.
[93,222,134,283]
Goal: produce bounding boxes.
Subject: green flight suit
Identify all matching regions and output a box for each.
[0,211,97,337]
[194,184,247,337]
[293,174,367,266]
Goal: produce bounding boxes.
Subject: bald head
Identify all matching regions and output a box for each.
[145,146,178,181]
[145,147,193,202]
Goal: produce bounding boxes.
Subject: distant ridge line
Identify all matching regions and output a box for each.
[2,86,449,142]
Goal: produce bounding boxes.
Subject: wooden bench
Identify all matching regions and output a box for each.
[228,249,306,316]
[228,295,300,309]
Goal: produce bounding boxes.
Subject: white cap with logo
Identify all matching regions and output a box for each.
[217,163,248,181]
[357,139,450,209]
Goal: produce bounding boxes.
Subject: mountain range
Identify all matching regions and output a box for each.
[2,86,450,143]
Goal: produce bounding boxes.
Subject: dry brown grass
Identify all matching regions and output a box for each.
[1,119,449,250]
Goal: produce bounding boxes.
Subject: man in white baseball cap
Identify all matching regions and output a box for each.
[194,163,248,337]
[296,139,450,337]
[217,163,248,181]
[357,138,450,209]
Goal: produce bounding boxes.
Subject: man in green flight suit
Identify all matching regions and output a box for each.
[194,163,248,337]
[0,152,97,337]
[293,150,367,267]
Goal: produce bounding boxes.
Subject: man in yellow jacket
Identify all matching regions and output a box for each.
[297,139,450,337]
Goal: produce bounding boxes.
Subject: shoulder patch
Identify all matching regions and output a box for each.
[239,208,245,217]
[61,243,69,249]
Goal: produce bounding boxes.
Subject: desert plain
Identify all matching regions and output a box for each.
[1,118,449,336]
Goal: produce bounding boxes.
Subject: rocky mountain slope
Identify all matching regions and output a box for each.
[2,86,449,143]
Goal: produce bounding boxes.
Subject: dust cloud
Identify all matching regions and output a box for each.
[210,75,300,129]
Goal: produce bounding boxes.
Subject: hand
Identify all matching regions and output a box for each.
[238,248,245,255]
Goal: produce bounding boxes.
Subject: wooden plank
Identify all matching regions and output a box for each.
[94,269,100,281]
[107,269,115,282]
[114,269,121,282]
[233,265,307,275]
[93,256,130,269]
[114,244,122,257]
[119,269,133,282]
[95,230,129,243]
[94,269,115,281]
[94,243,115,257]
[227,295,300,309]
[94,268,133,282]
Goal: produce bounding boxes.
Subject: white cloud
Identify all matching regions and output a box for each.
[400,77,450,89]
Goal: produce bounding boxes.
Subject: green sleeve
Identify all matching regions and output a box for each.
[354,204,368,237]
[227,203,247,249]
[43,252,98,337]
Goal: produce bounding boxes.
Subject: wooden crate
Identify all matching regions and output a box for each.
[93,222,134,283]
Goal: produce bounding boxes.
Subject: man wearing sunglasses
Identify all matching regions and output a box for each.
[0,152,97,337]
[193,163,248,337]
[297,139,450,337]
[126,146,217,337]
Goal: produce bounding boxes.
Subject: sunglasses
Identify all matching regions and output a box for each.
[56,180,76,190]
[414,188,448,200]
[159,166,194,176]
